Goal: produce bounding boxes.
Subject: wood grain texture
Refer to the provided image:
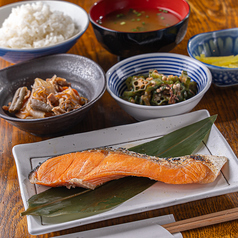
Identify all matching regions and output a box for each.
[162,207,238,233]
[0,0,237,237]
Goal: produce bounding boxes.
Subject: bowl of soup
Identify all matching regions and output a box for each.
[89,0,190,59]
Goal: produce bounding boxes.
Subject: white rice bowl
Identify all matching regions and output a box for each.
[0,1,78,49]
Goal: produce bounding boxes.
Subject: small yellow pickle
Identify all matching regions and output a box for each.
[195,54,238,68]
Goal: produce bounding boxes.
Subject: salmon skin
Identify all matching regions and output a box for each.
[29,147,228,190]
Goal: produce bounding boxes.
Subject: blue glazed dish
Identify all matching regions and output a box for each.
[106,53,212,121]
[187,28,238,87]
[0,1,89,64]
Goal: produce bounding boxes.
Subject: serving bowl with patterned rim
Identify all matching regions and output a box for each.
[187,28,238,87]
[106,53,212,121]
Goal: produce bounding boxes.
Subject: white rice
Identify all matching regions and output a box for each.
[0,2,78,49]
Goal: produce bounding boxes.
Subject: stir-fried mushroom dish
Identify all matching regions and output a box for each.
[2,75,88,119]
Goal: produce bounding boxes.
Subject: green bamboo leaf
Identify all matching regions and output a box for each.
[21,187,90,217]
[21,177,155,220]
[22,115,217,220]
[129,115,217,157]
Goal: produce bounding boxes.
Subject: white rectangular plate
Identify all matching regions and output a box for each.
[13,110,238,235]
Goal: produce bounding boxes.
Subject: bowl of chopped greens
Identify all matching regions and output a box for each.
[188,28,238,87]
[106,52,212,121]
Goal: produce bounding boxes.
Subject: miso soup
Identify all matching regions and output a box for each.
[98,8,181,32]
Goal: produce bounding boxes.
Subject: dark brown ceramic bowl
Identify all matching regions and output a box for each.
[0,54,106,135]
[89,0,190,59]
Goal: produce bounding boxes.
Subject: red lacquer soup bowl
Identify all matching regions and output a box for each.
[89,0,190,59]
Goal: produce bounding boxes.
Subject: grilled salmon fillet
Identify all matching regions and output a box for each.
[29,147,228,190]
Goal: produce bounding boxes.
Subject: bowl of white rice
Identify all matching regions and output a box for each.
[0,1,89,63]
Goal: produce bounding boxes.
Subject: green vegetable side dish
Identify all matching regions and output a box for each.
[121,70,198,106]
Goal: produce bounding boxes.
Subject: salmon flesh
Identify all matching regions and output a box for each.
[29,147,228,190]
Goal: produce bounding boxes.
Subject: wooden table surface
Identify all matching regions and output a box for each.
[0,0,238,237]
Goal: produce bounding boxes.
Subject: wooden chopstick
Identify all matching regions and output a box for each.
[161,207,238,234]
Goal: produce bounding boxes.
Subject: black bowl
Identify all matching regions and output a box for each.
[0,54,106,135]
[89,0,190,59]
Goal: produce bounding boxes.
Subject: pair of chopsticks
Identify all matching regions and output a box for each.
[161,207,238,234]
